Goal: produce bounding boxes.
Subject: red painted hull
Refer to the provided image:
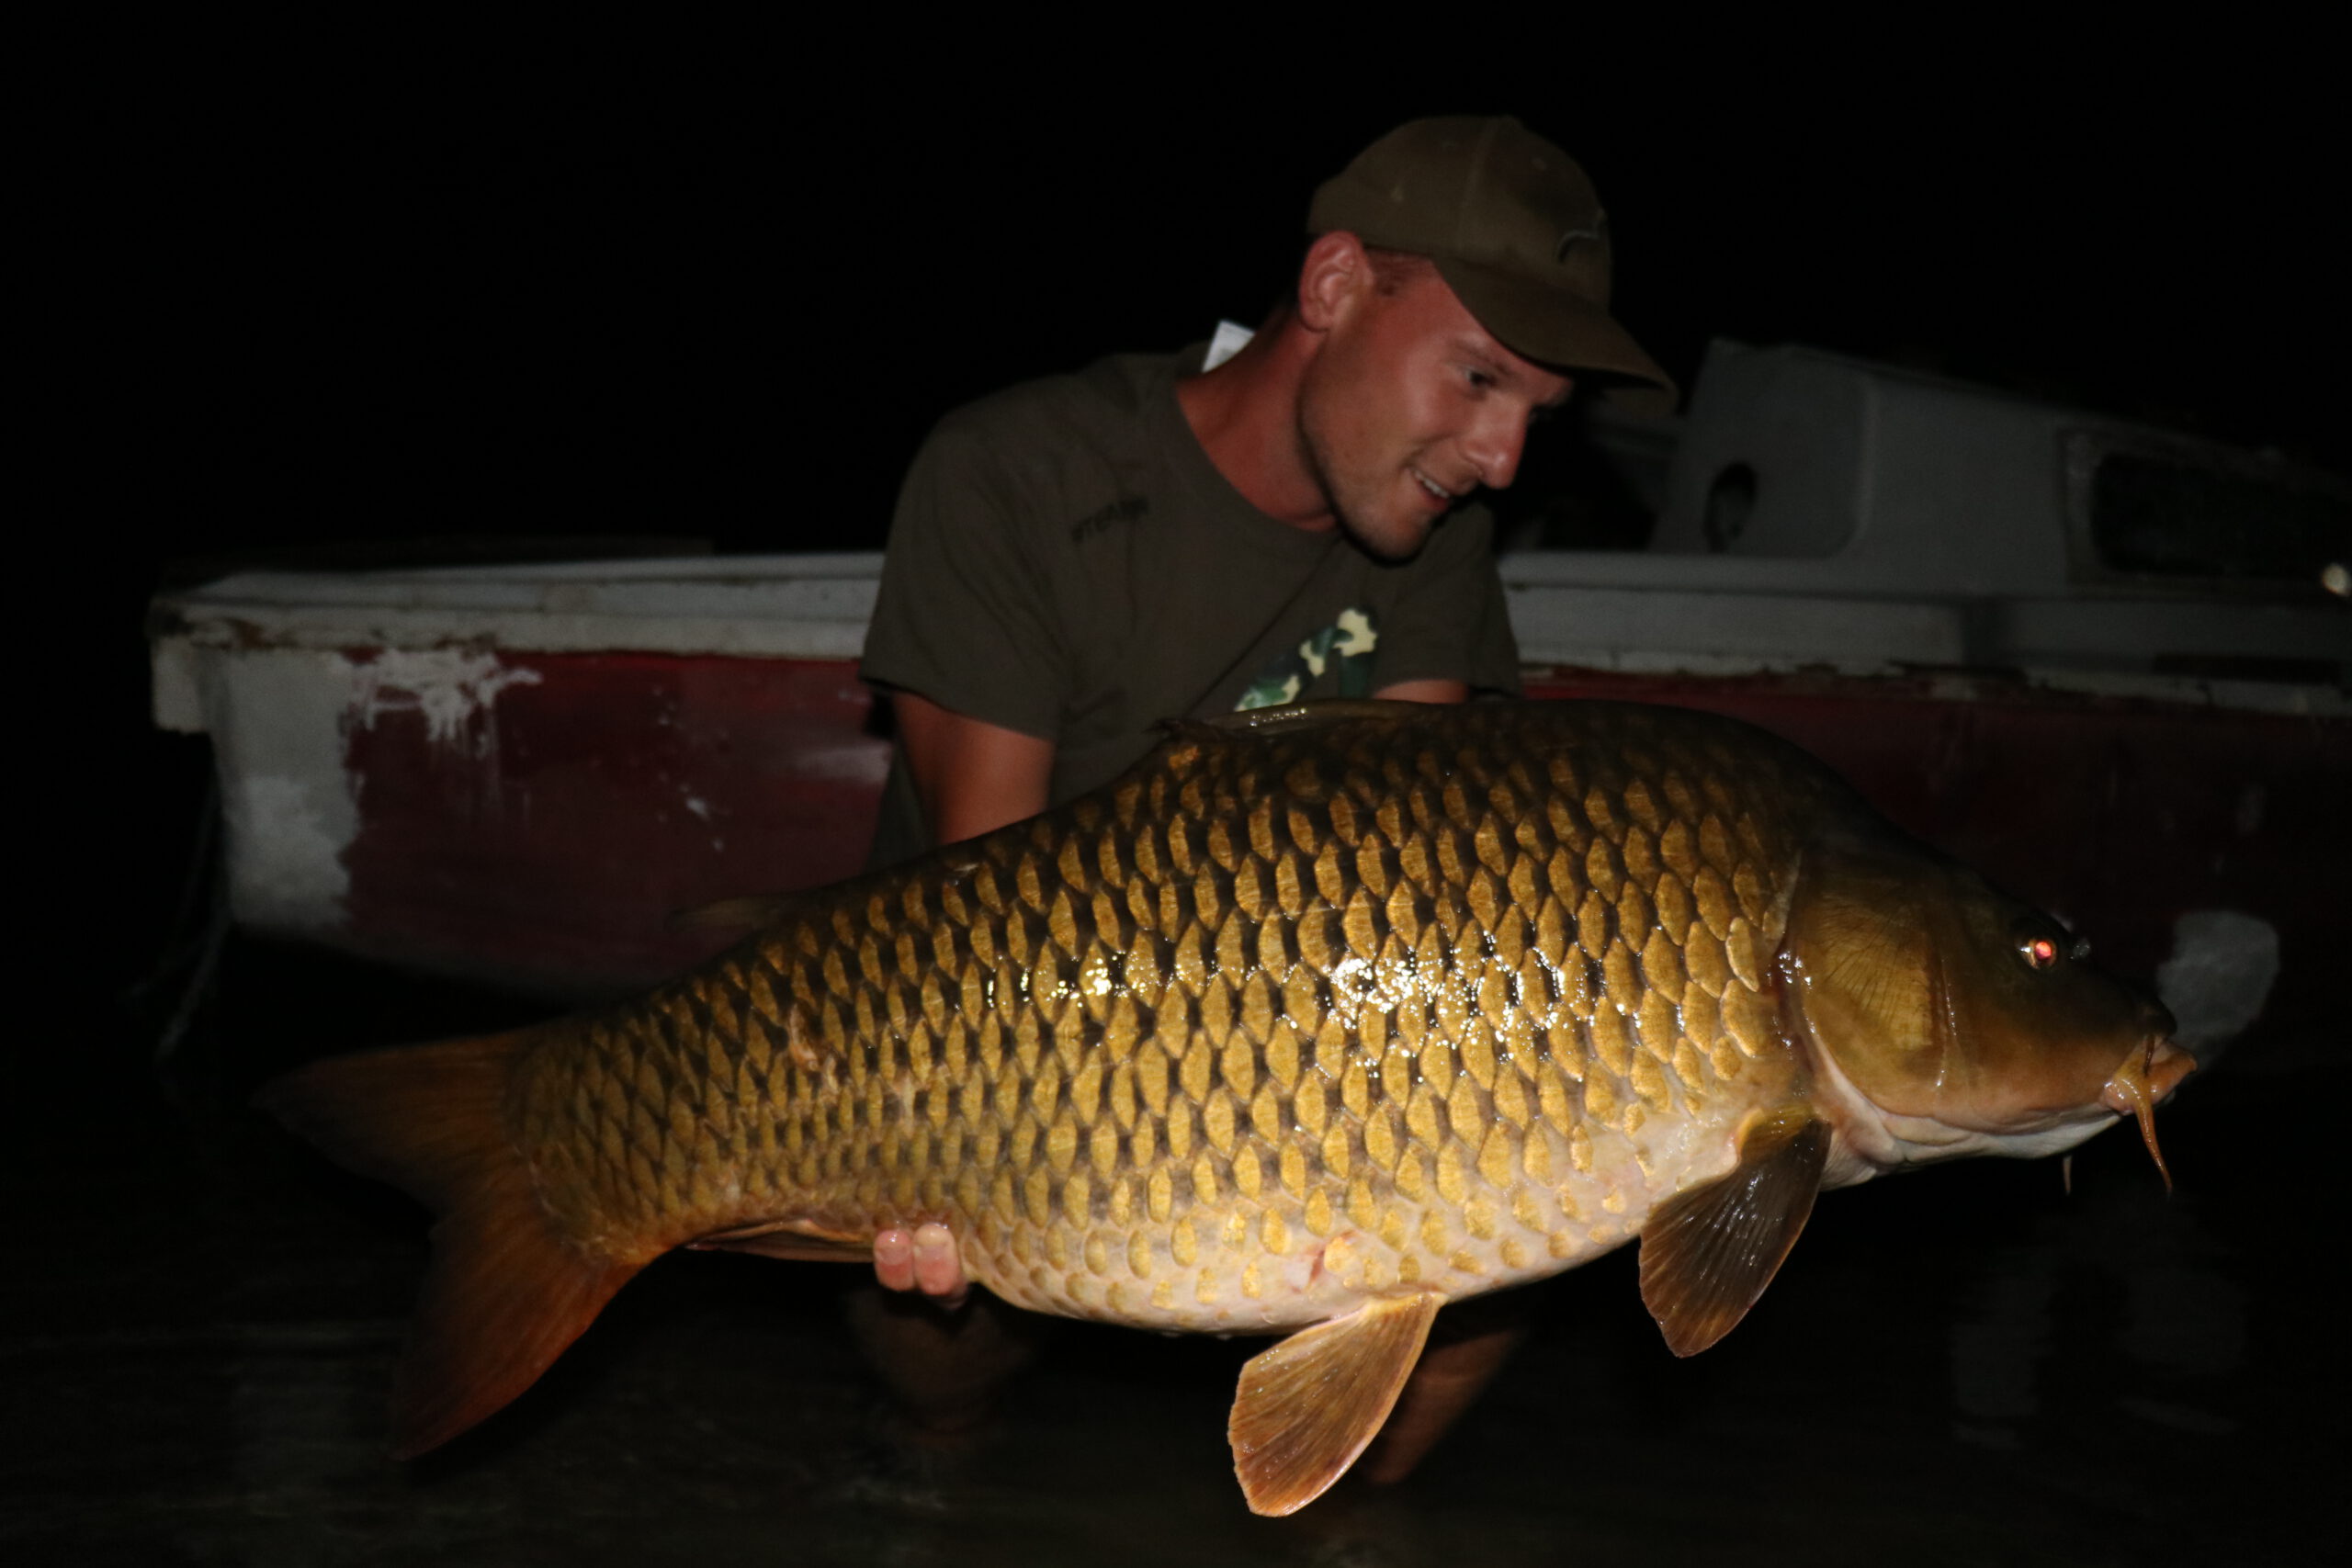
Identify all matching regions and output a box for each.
[328,652,2346,1043]
[338,654,888,996]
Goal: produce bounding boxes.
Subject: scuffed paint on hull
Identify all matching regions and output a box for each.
[193,646,554,942]
[205,650,360,934]
[347,648,544,748]
[183,643,888,997]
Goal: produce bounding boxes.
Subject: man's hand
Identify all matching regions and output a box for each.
[1372,678,1470,704]
[873,1223,970,1309]
[891,692,1056,845]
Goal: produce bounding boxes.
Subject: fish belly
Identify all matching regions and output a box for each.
[951,1100,1758,1333]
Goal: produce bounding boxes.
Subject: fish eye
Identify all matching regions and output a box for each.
[2018,934,2061,970]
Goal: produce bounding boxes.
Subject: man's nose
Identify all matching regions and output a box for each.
[1464,415,1529,491]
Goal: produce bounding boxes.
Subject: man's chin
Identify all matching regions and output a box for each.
[1337,508,1438,564]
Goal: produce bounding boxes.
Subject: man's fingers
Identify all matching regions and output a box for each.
[872,1224,969,1306]
[874,1227,918,1292]
[911,1223,968,1305]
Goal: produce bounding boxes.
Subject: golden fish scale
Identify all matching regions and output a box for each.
[512,705,1832,1332]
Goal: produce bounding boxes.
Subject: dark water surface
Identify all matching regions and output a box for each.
[9,931,2345,1567]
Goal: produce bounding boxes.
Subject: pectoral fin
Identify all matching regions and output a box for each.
[1227,1291,1442,1517]
[1639,1107,1829,1357]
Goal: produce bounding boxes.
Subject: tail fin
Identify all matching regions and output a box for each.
[257,1031,646,1458]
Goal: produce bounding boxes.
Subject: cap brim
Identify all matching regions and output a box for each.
[1434,257,1679,417]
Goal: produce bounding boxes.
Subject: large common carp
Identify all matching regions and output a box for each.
[263,699,2190,1514]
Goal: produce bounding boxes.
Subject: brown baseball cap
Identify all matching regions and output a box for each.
[1309,116,1676,415]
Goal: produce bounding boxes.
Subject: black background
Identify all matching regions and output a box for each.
[184,49,2349,566]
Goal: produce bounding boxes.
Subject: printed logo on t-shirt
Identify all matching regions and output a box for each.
[1235,606,1378,710]
[1069,495,1148,542]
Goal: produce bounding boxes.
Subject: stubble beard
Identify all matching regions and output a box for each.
[1295,400,1436,566]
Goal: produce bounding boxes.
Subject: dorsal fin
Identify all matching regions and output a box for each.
[1173,700,1424,742]
[666,893,816,935]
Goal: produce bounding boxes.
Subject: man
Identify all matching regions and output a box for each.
[860,113,1672,865]
[852,114,1674,1467]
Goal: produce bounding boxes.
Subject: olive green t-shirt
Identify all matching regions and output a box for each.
[859,345,1521,864]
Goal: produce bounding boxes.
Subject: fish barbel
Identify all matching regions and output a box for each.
[263,699,2191,1513]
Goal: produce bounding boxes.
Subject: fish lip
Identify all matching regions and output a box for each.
[2100,1035,2195,1116]
[2101,1034,2192,1190]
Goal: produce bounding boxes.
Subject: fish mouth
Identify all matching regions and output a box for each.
[2100,1037,2196,1191]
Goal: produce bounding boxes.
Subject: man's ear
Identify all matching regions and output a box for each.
[1296,231,1374,333]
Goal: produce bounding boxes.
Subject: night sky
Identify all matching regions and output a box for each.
[187,56,2342,568]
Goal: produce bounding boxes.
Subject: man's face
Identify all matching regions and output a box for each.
[1296,264,1574,561]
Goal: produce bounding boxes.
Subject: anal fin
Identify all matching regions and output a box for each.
[1639,1107,1829,1357]
[686,1217,873,1263]
[1227,1291,1442,1517]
